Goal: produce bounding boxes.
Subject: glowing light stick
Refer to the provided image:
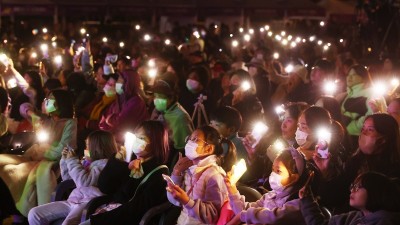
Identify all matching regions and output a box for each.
[230,159,247,185]
[124,132,136,162]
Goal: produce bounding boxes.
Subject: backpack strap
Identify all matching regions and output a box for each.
[129,165,169,202]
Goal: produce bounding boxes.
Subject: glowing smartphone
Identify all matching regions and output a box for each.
[162,174,175,185]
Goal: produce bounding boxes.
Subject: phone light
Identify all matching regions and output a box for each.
[148,68,157,78]
[230,159,247,185]
[119,42,125,48]
[80,28,86,35]
[54,55,62,65]
[285,64,294,73]
[243,34,251,42]
[144,34,151,41]
[241,81,251,91]
[273,52,279,59]
[37,130,49,143]
[232,40,239,47]
[102,37,108,43]
[323,80,337,96]
[274,105,285,115]
[7,78,17,89]
[164,39,171,45]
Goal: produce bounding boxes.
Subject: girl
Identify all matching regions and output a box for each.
[167,126,237,225]
[300,172,400,225]
[28,130,118,225]
[80,120,170,225]
[224,149,308,225]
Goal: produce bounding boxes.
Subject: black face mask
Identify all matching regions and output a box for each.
[229,85,239,93]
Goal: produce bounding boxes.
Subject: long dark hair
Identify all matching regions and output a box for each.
[198,125,237,172]
[50,89,74,119]
[364,114,400,166]
[138,120,169,164]
[25,70,45,109]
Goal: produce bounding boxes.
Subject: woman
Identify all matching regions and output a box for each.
[80,120,170,225]
[98,69,148,142]
[166,126,237,225]
[344,113,400,182]
[300,172,400,225]
[6,59,45,110]
[295,106,348,212]
[0,89,77,216]
[336,65,386,148]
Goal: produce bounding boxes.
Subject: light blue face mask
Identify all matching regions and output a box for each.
[116,83,124,95]
[45,99,57,113]
[154,98,168,112]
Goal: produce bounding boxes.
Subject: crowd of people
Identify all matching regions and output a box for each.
[0,20,400,225]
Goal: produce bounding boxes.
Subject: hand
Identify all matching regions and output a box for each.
[166,182,190,205]
[65,148,76,159]
[242,134,256,158]
[312,149,331,178]
[224,172,238,195]
[172,152,193,176]
[367,99,380,113]
[226,213,242,225]
[62,148,69,159]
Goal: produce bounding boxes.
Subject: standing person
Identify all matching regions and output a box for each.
[28,130,118,225]
[0,89,77,216]
[166,126,236,225]
[98,69,149,142]
[80,120,170,225]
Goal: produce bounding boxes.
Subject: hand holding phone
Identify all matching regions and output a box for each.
[162,174,175,186]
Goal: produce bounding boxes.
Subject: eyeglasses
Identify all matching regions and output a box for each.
[349,183,364,192]
[185,136,209,146]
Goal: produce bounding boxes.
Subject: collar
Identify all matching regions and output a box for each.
[188,155,226,176]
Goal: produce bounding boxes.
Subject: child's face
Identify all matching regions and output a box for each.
[281,111,297,141]
[210,120,232,138]
[272,158,299,187]
[349,181,368,210]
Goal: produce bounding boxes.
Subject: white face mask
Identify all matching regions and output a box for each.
[115,83,124,95]
[186,79,200,92]
[45,99,57,113]
[185,140,200,160]
[132,138,147,155]
[295,128,308,146]
[269,171,284,192]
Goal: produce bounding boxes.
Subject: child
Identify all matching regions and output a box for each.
[210,106,246,160]
[28,130,118,225]
[224,148,308,225]
[300,172,400,225]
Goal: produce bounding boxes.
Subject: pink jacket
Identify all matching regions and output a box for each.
[168,155,228,225]
[60,158,107,204]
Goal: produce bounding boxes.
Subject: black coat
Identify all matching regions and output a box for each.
[91,158,169,225]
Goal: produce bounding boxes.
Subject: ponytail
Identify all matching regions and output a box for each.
[198,126,238,172]
[216,138,237,173]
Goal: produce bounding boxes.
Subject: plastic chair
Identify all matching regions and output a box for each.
[51,179,76,202]
[236,185,263,202]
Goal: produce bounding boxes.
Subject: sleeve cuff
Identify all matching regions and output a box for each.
[183,199,195,209]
